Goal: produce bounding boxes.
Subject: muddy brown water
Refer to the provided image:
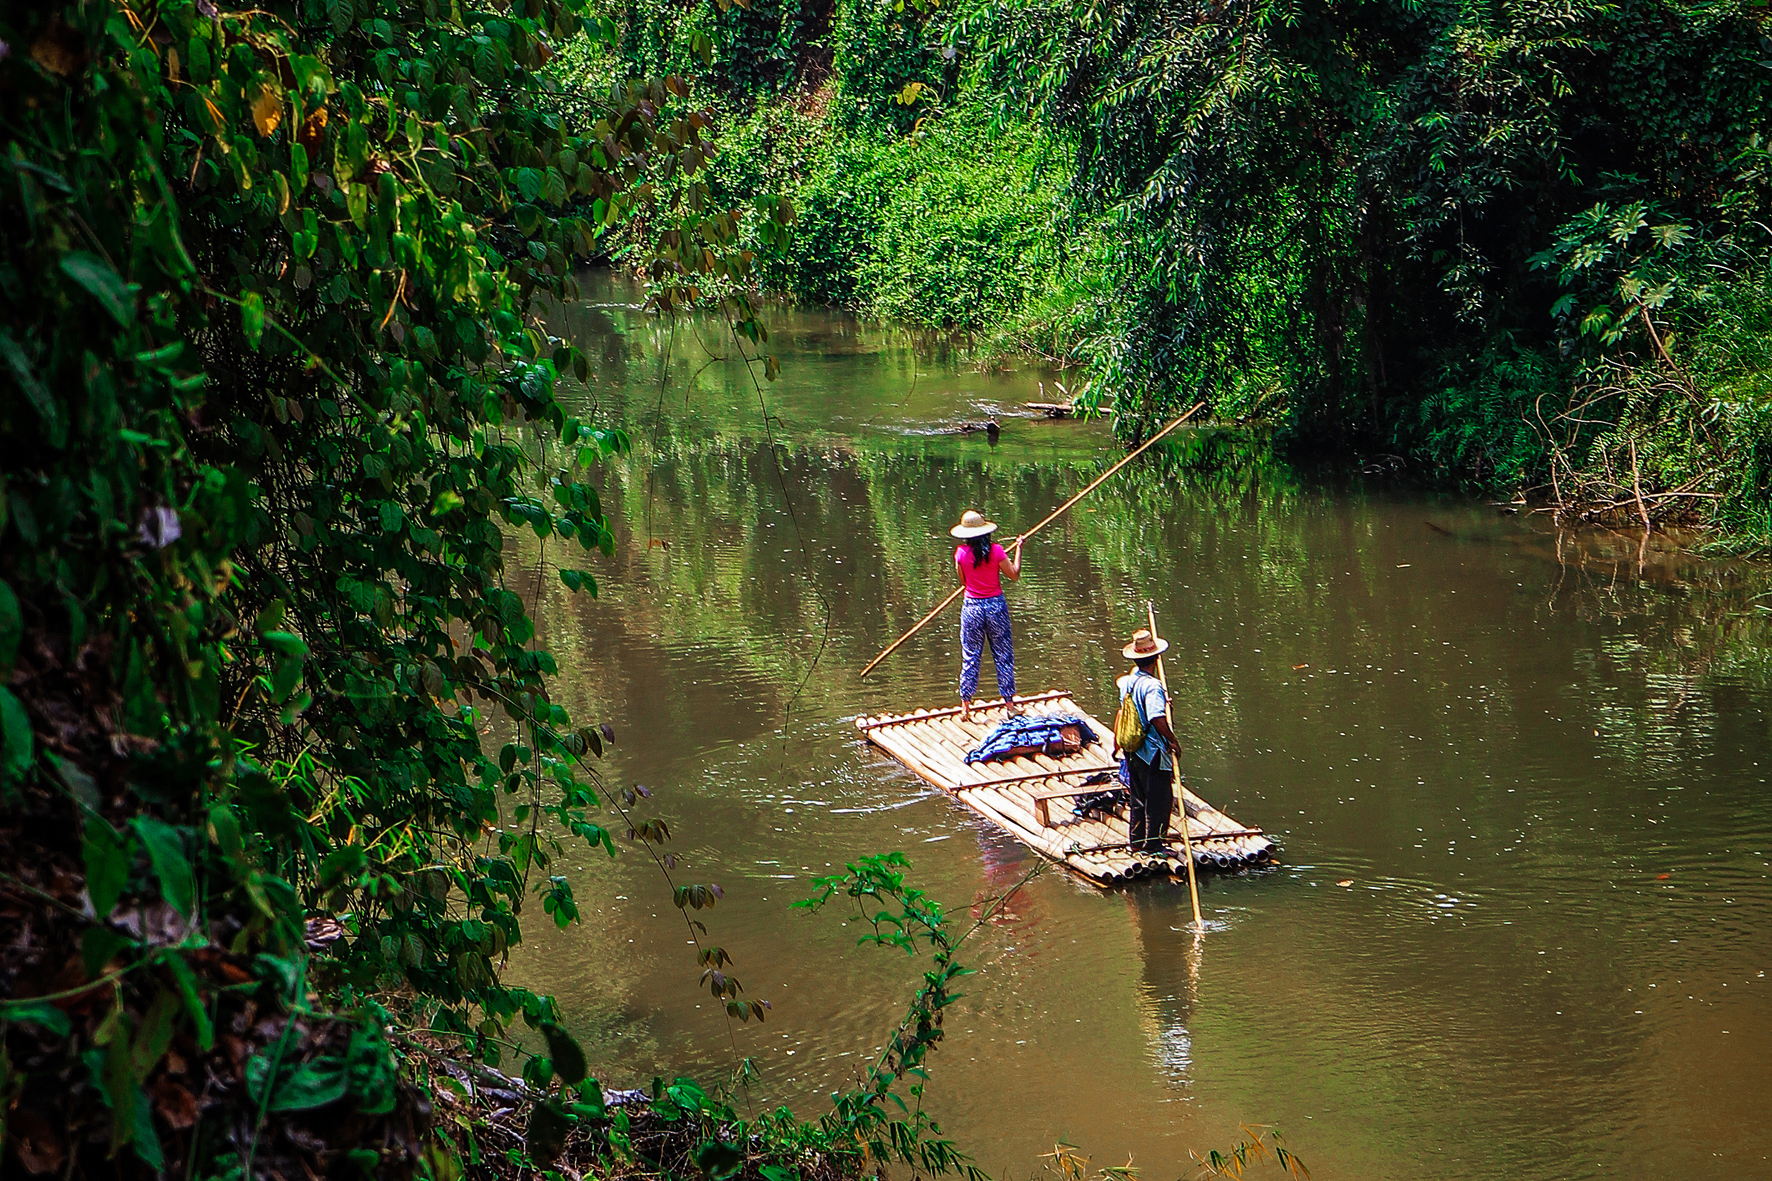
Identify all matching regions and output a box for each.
[506,273,1772,1180]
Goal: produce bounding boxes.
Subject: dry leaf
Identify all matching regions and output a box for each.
[251,85,282,137]
[1336,879,1353,887]
[297,106,329,151]
[148,1075,200,1131]
[10,1111,65,1175]
[29,17,86,77]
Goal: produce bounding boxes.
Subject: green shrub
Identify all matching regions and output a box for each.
[714,105,1075,328]
[1402,339,1569,491]
[827,0,958,133]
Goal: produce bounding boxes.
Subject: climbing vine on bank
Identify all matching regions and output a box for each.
[0,0,786,1174]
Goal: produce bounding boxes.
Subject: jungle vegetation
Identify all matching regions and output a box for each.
[0,0,1762,1173]
[585,0,1772,546]
[0,0,995,1177]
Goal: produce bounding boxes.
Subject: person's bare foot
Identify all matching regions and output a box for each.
[960,701,972,722]
[1004,696,1024,716]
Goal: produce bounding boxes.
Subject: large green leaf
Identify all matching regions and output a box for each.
[131,817,194,918]
[273,1061,351,1111]
[84,820,132,920]
[0,330,62,445]
[1,1001,71,1036]
[246,1054,351,1111]
[0,687,33,779]
[58,252,135,326]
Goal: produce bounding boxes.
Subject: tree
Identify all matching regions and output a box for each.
[956,0,1772,460]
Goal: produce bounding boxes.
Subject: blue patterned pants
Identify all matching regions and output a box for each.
[959,594,1015,701]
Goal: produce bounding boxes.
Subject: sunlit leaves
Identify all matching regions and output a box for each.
[250,85,282,137]
[240,291,266,349]
[1530,199,1700,341]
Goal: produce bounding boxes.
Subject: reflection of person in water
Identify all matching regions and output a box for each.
[969,829,1046,940]
[1122,883,1203,1085]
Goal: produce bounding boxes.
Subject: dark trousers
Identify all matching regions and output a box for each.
[1126,752,1173,853]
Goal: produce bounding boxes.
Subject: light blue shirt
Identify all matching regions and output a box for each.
[1117,669,1171,770]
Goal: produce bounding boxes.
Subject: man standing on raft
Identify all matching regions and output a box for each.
[1116,629,1183,856]
[951,510,1022,721]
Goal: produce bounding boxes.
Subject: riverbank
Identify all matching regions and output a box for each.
[570,0,1772,553]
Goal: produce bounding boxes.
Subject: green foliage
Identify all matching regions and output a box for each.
[826,0,958,134]
[795,851,1028,1181]
[600,0,819,99]
[711,103,1074,328]
[571,0,1772,541]
[936,0,1772,529]
[597,0,952,119]
[1406,339,1568,490]
[0,0,777,1172]
[582,0,1072,331]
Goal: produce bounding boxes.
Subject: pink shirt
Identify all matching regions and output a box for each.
[955,543,1008,599]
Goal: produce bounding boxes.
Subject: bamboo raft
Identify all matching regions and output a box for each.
[857,690,1275,886]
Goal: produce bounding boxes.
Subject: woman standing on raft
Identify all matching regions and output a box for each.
[950,510,1023,720]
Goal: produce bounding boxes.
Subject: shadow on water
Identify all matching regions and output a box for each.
[504,270,1772,1181]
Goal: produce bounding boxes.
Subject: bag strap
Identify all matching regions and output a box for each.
[1124,667,1152,730]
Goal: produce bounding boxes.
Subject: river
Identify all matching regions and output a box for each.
[505,272,1772,1180]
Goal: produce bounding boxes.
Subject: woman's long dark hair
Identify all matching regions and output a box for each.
[967,531,995,568]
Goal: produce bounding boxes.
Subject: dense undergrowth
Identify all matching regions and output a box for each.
[579,0,1772,550]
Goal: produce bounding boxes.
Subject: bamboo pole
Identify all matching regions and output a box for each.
[860,403,1207,678]
[1147,600,1204,932]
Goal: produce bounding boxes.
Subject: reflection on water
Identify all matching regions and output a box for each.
[506,272,1772,1181]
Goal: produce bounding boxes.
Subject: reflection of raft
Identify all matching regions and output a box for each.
[857,690,1275,886]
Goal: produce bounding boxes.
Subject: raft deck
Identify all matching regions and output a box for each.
[857,690,1275,886]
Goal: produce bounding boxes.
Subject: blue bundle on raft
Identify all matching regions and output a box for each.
[964,714,1099,764]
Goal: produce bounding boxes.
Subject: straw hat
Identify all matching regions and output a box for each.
[1122,628,1169,661]
[949,510,997,539]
